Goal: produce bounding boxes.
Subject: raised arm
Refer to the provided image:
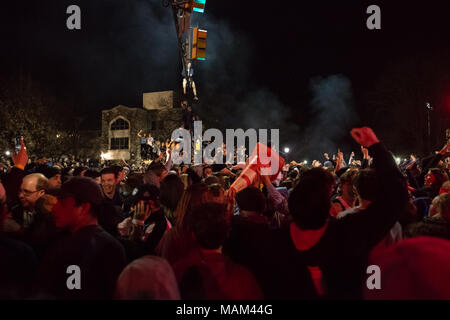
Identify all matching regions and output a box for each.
[416,142,450,187]
[335,149,344,173]
[339,127,408,252]
[165,143,174,172]
[2,138,28,207]
[361,146,369,169]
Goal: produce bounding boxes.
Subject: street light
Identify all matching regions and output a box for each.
[101,152,112,160]
[284,147,290,154]
[303,160,308,164]
[426,102,433,152]
[5,151,11,156]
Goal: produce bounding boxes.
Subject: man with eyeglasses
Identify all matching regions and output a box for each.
[0,181,38,299]
[35,177,126,299]
[2,172,58,259]
[14,173,48,229]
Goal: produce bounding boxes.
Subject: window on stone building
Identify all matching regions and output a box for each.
[151,121,156,130]
[111,118,129,130]
[110,137,129,150]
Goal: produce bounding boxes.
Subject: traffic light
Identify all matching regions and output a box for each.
[186,0,206,13]
[192,27,207,60]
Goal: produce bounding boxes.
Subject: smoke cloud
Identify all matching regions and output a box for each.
[299,74,359,160]
[17,0,358,160]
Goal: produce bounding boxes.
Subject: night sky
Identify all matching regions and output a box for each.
[2,0,450,160]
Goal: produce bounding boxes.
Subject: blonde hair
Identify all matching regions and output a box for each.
[432,193,450,220]
[174,183,210,230]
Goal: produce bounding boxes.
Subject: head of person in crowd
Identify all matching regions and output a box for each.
[185,168,202,186]
[338,168,358,201]
[187,202,231,251]
[178,202,260,300]
[73,166,88,177]
[289,168,299,181]
[160,174,185,218]
[123,166,130,180]
[111,165,125,184]
[289,167,335,230]
[425,168,449,191]
[84,169,101,185]
[170,165,181,176]
[37,165,62,189]
[428,193,450,221]
[123,173,143,194]
[100,167,119,199]
[365,236,450,299]
[202,166,213,179]
[61,167,73,183]
[175,183,215,230]
[50,177,103,232]
[323,160,334,168]
[18,173,48,211]
[440,181,450,194]
[131,184,161,214]
[115,256,180,300]
[325,166,337,176]
[407,160,422,177]
[235,187,266,216]
[144,162,168,189]
[350,160,362,167]
[204,176,226,204]
[280,179,293,190]
[35,194,58,215]
[352,169,378,207]
[181,165,188,174]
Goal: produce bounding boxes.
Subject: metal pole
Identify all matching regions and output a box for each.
[426,102,432,152]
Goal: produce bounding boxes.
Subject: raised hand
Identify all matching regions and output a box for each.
[226,187,237,201]
[132,200,151,223]
[439,142,450,155]
[337,148,343,161]
[12,138,28,169]
[361,146,369,159]
[350,127,380,147]
[335,148,344,172]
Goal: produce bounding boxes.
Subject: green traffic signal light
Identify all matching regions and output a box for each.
[193,0,206,13]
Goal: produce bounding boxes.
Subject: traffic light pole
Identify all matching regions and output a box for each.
[167,0,206,101]
[170,5,191,80]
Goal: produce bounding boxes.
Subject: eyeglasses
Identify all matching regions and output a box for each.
[19,188,41,197]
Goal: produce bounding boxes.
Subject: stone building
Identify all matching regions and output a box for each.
[101,90,183,161]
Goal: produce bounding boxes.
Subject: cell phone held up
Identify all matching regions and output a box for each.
[15,136,23,153]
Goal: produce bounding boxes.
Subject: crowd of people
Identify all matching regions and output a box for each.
[1,127,450,300]
[136,101,199,161]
